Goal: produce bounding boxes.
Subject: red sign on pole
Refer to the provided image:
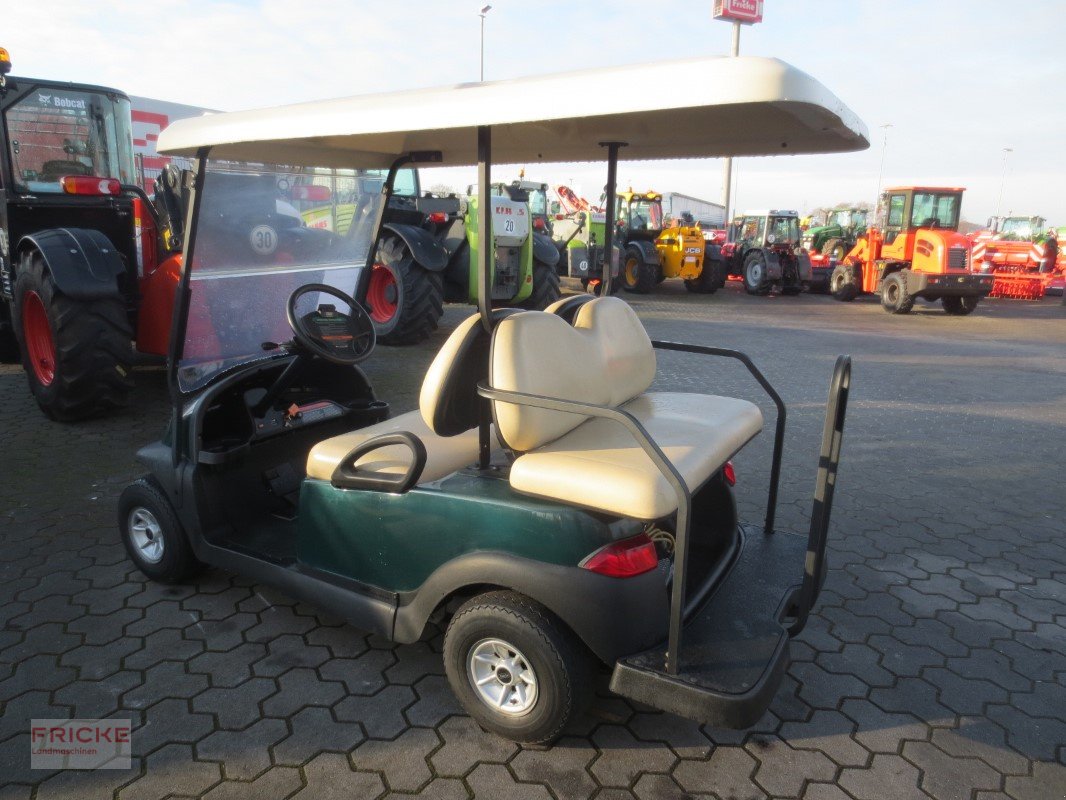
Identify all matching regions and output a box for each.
[713,0,763,24]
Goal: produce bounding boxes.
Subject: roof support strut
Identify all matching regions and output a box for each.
[477,125,493,333]
[599,142,626,295]
[477,125,493,469]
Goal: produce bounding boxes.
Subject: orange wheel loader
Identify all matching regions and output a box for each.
[830,187,993,315]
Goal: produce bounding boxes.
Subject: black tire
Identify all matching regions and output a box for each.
[823,238,848,262]
[443,590,594,745]
[830,266,858,302]
[683,260,720,294]
[742,251,771,295]
[880,271,914,314]
[369,237,444,346]
[518,259,562,310]
[118,478,202,583]
[942,295,980,316]
[12,251,133,421]
[621,246,657,294]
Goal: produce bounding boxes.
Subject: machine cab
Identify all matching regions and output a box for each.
[878,186,963,245]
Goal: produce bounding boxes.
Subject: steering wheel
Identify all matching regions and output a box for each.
[286,283,375,365]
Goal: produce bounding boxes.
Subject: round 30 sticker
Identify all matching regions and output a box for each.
[249,225,278,255]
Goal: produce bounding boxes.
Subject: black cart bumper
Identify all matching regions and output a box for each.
[610,524,810,728]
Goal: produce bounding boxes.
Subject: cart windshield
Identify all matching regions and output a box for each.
[176,158,389,392]
[4,87,136,192]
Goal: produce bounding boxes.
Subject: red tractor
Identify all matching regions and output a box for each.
[0,48,185,420]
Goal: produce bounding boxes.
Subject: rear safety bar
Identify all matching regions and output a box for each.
[477,351,850,675]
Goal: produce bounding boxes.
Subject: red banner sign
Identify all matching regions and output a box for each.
[713,0,763,24]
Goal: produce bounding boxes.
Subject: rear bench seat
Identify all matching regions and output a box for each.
[489,298,763,520]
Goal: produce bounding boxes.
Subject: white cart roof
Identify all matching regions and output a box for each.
[158,56,868,167]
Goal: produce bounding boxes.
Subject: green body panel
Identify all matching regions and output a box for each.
[806,224,842,253]
[464,195,534,304]
[561,211,607,251]
[296,472,615,593]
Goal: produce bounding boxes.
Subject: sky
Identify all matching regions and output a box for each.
[5,0,1064,224]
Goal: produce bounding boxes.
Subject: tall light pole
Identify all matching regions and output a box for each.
[721,20,740,221]
[874,123,893,206]
[996,147,1013,219]
[478,5,492,81]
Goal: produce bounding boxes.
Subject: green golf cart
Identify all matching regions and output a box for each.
[118,56,867,744]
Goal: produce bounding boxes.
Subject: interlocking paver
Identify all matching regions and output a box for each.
[291,752,385,800]
[2,290,1065,799]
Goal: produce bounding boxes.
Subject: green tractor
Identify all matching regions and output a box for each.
[551,206,621,294]
[802,206,868,262]
[366,180,560,345]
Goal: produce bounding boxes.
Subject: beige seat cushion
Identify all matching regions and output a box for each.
[491,298,655,452]
[509,392,763,520]
[306,409,492,484]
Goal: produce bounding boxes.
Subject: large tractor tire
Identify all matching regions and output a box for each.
[942,295,980,316]
[621,246,657,294]
[683,260,721,294]
[830,265,858,302]
[880,271,914,314]
[823,238,848,262]
[742,251,771,295]
[12,252,133,421]
[518,259,562,310]
[367,236,444,346]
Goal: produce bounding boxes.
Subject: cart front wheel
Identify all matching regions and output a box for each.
[443,590,593,745]
[119,478,202,583]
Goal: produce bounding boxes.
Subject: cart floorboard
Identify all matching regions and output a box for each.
[610,523,807,728]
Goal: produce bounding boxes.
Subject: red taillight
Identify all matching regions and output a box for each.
[427,211,449,224]
[291,185,331,201]
[723,461,736,486]
[533,217,546,231]
[581,534,658,578]
[60,175,120,196]
[555,213,566,220]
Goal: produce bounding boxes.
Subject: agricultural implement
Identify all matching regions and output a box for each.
[970,216,1062,300]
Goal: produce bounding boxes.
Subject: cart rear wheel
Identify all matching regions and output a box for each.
[443,590,593,745]
[119,478,202,583]
[942,295,979,315]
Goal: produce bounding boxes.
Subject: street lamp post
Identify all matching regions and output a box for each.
[996,147,1013,219]
[721,20,741,220]
[478,5,492,81]
[874,123,893,207]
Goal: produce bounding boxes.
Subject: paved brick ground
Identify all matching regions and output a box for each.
[1,283,1064,799]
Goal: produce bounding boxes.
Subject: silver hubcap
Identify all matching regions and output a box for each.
[468,638,538,716]
[748,262,763,284]
[128,507,164,564]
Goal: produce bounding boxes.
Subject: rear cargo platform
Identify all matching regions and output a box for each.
[610,523,808,728]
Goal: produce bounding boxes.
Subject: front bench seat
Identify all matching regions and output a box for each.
[307,312,506,485]
[489,298,763,520]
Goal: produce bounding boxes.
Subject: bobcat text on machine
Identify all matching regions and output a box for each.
[117,56,866,745]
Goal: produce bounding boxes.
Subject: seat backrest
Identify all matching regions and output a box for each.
[490,297,655,452]
[420,309,518,436]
